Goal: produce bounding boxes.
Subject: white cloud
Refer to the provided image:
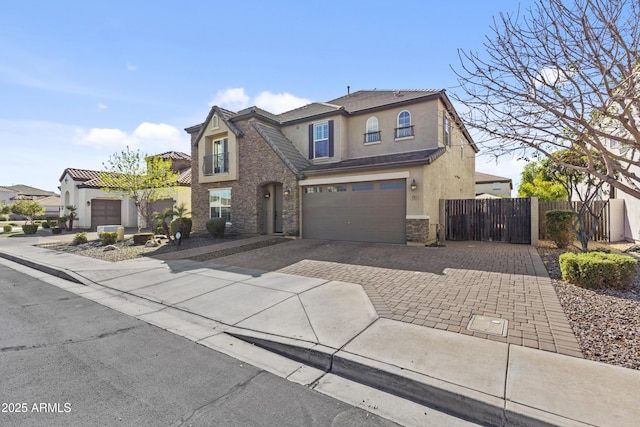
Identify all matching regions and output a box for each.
[208,88,311,114]
[74,128,134,149]
[127,63,138,71]
[209,88,251,111]
[98,103,108,110]
[132,122,181,142]
[74,122,188,153]
[253,91,311,114]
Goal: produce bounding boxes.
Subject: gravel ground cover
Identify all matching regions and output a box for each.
[38,233,640,370]
[538,242,640,370]
[36,233,245,263]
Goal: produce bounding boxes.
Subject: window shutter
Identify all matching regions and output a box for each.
[328,120,334,157]
[308,124,314,159]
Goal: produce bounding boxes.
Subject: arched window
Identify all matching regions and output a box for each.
[396,111,413,138]
[365,117,380,143]
[212,114,219,129]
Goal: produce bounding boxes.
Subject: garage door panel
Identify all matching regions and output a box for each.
[91,199,122,229]
[302,179,406,244]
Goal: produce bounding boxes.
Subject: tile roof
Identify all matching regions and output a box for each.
[303,148,446,175]
[0,186,16,193]
[475,172,512,183]
[35,195,61,207]
[61,168,102,182]
[276,103,344,123]
[6,184,56,197]
[252,122,310,177]
[326,89,442,114]
[177,168,191,185]
[154,151,190,161]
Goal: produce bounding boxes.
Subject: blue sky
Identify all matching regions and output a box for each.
[0,0,532,194]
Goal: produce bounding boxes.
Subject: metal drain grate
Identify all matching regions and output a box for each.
[467,315,508,337]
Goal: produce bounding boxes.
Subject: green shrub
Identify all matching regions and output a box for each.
[545,209,575,248]
[3,225,12,232]
[0,215,7,221]
[41,220,50,229]
[22,224,38,234]
[559,251,638,290]
[9,222,18,226]
[99,232,118,245]
[170,217,192,238]
[73,232,88,245]
[133,232,154,245]
[206,218,226,238]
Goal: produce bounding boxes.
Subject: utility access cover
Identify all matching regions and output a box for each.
[467,315,508,337]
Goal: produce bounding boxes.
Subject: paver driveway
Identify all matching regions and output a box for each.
[203,239,583,357]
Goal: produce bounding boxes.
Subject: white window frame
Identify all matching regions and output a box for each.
[396,110,412,139]
[313,121,329,158]
[444,115,451,147]
[365,116,380,144]
[209,188,231,223]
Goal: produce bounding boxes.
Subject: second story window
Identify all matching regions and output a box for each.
[396,110,413,138]
[308,120,334,159]
[203,138,229,176]
[364,117,380,143]
[444,115,451,147]
[314,122,329,158]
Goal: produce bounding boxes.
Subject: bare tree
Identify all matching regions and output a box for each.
[545,149,611,250]
[453,0,640,199]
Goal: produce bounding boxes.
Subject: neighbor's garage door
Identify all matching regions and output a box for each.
[91,199,121,228]
[302,180,406,244]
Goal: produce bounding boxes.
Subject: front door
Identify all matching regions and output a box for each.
[264,183,283,234]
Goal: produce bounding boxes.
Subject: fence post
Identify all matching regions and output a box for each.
[439,199,446,241]
[530,197,539,247]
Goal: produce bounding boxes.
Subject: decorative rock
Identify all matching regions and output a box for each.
[103,245,118,251]
[145,239,161,247]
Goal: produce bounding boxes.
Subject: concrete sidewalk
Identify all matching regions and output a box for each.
[1,241,639,426]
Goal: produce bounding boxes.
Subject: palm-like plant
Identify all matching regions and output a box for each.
[65,205,78,231]
[152,207,177,242]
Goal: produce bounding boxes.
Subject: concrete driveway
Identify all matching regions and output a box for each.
[210,238,582,357]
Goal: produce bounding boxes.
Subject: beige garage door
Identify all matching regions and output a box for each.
[302,180,406,244]
[91,199,121,229]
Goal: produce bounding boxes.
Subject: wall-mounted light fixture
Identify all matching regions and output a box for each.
[410,179,418,191]
[86,200,91,206]
[264,191,271,199]
[283,188,291,196]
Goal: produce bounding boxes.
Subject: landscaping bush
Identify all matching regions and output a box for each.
[99,232,118,245]
[9,222,18,226]
[41,220,50,229]
[206,218,226,238]
[0,215,7,221]
[3,225,12,232]
[133,232,154,245]
[73,232,88,245]
[545,209,575,249]
[170,217,192,238]
[22,224,38,234]
[559,251,638,290]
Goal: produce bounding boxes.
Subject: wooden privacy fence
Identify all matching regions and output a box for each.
[539,201,610,241]
[445,198,532,244]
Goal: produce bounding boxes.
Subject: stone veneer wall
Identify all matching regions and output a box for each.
[189,119,300,236]
[406,218,429,244]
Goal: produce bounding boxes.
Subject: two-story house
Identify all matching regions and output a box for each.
[186,89,478,245]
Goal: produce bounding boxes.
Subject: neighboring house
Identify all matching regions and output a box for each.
[475,172,513,198]
[186,89,478,245]
[606,138,640,243]
[58,151,192,230]
[0,185,59,220]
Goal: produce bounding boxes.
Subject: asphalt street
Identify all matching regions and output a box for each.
[0,262,399,427]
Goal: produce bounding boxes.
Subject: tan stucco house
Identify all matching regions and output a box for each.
[58,151,192,230]
[186,89,478,245]
[475,172,513,198]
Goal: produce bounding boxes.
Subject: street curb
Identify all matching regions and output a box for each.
[229,330,564,427]
[0,250,89,285]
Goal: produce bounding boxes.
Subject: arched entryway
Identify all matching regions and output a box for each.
[262,182,283,234]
